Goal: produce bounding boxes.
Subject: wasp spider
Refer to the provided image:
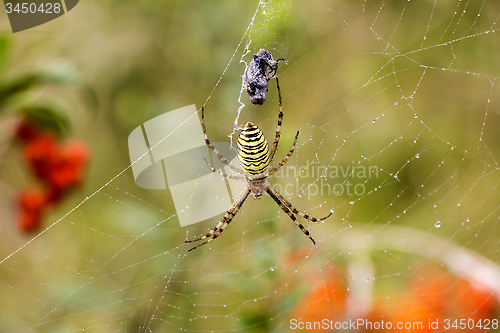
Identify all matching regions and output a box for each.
[186,78,332,251]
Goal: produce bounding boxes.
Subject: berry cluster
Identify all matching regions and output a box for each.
[15,120,90,232]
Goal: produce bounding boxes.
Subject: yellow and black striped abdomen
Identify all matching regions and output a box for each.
[237,122,270,178]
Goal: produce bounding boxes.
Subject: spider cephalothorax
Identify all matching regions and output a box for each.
[243,49,286,105]
[186,78,332,251]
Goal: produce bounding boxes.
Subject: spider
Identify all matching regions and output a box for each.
[243,49,287,105]
[186,78,333,251]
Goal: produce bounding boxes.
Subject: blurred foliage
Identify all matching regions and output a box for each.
[18,103,70,135]
[0,35,94,136]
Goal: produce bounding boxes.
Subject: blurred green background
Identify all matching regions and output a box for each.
[0,0,500,332]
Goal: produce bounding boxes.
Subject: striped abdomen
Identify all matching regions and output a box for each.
[237,122,270,179]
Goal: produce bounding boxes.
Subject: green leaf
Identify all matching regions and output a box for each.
[21,103,71,137]
[0,66,81,108]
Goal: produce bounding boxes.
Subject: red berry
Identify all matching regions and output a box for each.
[47,140,89,190]
[45,186,62,204]
[17,189,48,232]
[19,188,47,212]
[18,211,43,232]
[15,119,40,143]
[23,134,61,180]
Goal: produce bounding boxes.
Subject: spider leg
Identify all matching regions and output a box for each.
[201,107,244,175]
[269,76,284,162]
[269,130,299,175]
[267,184,333,222]
[186,187,250,251]
[204,158,246,180]
[265,184,316,245]
[267,58,287,79]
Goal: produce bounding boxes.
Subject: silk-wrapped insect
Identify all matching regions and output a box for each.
[243,49,286,105]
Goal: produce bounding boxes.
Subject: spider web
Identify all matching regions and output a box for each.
[1,0,500,332]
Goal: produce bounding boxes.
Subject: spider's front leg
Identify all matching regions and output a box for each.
[269,76,284,162]
[269,130,299,175]
[201,107,243,175]
[203,158,245,180]
[266,57,287,79]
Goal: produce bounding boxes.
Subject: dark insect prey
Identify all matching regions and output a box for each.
[243,49,286,105]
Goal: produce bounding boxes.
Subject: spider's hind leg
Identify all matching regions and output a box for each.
[267,184,333,222]
[265,184,316,245]
[186,187,250,251]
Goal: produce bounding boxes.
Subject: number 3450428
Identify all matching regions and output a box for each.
[5,3,62,14]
